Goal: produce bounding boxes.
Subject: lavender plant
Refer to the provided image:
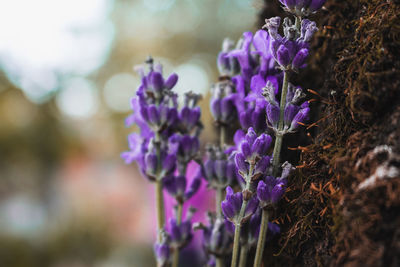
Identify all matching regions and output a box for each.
[122,1,326,266]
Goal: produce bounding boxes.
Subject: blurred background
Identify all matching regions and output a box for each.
[0,0,260,266]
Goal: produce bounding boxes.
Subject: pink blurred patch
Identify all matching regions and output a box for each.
[149,161,215,246]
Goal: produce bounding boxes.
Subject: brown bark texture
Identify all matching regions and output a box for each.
[257,1,400,266]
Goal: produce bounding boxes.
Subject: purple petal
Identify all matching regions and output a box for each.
[149,71,164,93]
[292,48,309,70]
[277,45,291,67]
[165,73,178,89]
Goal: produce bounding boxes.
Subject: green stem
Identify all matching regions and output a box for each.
[216,258,224,267]
[238,244,249,267]
[231,215,245,267]
[220,125,226,147]
[231,163,255,267]
[172,203,183,267]
[253,210,269,267]
[155,179,165,243]
[215,124,226,218]
[272,71,289,176]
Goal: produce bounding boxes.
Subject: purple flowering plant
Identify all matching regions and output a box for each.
[122,1,326,266]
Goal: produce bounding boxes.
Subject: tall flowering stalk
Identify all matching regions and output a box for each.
[122,57,202,267]
[122,1,327,266]
[252,1,325,266]
[217,1,325,267]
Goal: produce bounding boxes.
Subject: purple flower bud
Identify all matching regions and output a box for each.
[309,0,326,12]
[289,107,310,131]
[266,103,280,128]
[251,106,267,133]
[147,105,160,126]
[201,217,232,257]
[214,160,227,181]
[279,0,296,9]
[257,176,286,207]
[180,106,191,126]
[277,44,290,68]
[164,175,186,199]
[168,217,193,249]
[203,159,215,181]
[264,17,281,40]
[254,156,270,176]
[221,199,236,220]
[235,153,248,175]
[252,134,272,157]
[245,127,257,145]
[154,242,170,267]
[185,174,202,200]
[240,141,252,159]
[144,153,158,177]
[210,98,221,121]
[284,103,299,127]
[165,73,178,89]
[300,19,318,42]
[257,180,272,204]
[239,110,251,129]
[167,108,178,127]
[271,182,286,203]
[244,195,259,219]
[162,153,176,175]
[221,97,235,122]
[149,71,164,94]
[268,222,281,237]
[221,186,243,222]
[292,48,309,70]
[281,161,294,179]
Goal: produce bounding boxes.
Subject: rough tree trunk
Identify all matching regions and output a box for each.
[258,1,400,266]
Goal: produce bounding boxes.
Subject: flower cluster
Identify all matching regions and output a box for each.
[264,17,318,71]
[123,0,326,266]
[264,81,310,134]
[122,58,204,265]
